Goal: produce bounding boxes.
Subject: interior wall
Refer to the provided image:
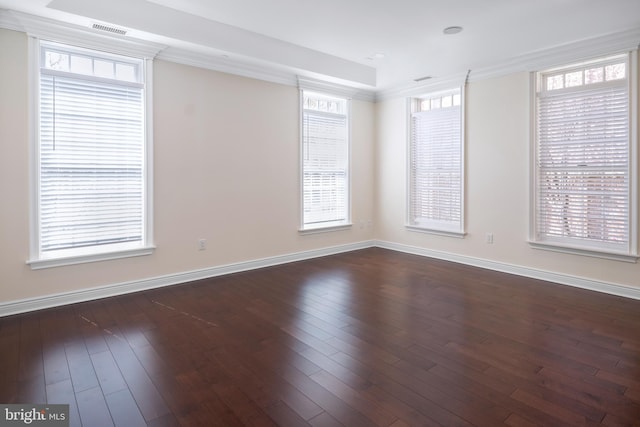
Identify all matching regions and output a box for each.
[0,29,375,304]
[375,69,640,292]
[1,25,638,307]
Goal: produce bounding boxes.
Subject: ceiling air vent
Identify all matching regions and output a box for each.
[414,76,433,82]
[92,23,127,36]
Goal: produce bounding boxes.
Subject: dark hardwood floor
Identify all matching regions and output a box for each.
[1,248,639,426]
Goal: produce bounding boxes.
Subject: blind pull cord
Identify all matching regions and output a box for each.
[52,75,56,151]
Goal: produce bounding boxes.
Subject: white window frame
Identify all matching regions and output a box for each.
[28,38,155,269]
[406,87,466,237]
[530,51,638,262]
[299,89,352,233]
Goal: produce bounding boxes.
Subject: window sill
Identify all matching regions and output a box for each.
[406,225,466,239]
[299,223,353,235]
[529,241,638,263]
[27,245,156,270]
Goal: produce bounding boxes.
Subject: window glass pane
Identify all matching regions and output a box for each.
[301,92,349,229]
[94,59,114,79]
[420,100,430,111]
[535,54,632,254]
[38,41,147,258]
[584,67,603,84]
[69,55,92,75]
[565,71,583,87]
[115,63,137,82]
[45,51,69,71]
[546,74,564,91]
[605,63,626,81]
[409,88,463,234]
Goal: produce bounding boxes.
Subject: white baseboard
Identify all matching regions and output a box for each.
[0,241,374,317]
[2,239,638,317]
[374,240,640,301]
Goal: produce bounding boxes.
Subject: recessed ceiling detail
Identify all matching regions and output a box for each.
[0,0,639,96]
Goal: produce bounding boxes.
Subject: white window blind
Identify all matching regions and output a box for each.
[301,91,349,230]
[408,88,464,234]
[534,54,633,255]
[37,41,147,259]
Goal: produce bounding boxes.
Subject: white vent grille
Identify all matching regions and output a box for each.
[92,23,127,36]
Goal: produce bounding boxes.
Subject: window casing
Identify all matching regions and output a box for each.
[30,40,153,268]
[532,52,637,259]
[408,88,465,236]
[300,91,350,231]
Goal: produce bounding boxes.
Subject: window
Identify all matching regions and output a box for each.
[30,41,153,268]
[408,88,465,236]
[532,53,637,259]
[300,91,350,231]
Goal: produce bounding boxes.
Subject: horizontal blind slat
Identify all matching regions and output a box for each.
[536,62,630,248]
[409,95,462,230]
[302,95,349,226]
[39,67,145,253]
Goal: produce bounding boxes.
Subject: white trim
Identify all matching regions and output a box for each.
[3,240,640,316]
[406,225,466,239]
[299,89,352,231]
[144,58,155,252]
[629,49,638,257]
[28,38,156,269]
[5,9,635,103]
[528,241,638,263]
[406,86,465,236]
[383,72,470,101]
[376,27,640,101]
[297,76,375,102]
[28,36,40,264]
[27,246,156,270]
[298,224,353,235]
[1,241,373,317]
[375,240,640,300]
[158,48,299,88]
[530,50,638,260]
[2,10,165,59]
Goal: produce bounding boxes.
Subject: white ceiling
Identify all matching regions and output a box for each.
[1,0,640,94]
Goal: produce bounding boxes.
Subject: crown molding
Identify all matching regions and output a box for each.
[3,9,638,104]
[156,49,381,101]
[157,47,298,87]
[0,9,166,58]
[376,27,640,102]
[297,76,376,102]
[1,9,376,102]
[375,72,469,101]
[0,8,22,31]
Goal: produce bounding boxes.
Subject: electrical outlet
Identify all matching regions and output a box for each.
[485,233,494,244]
[198,238,206,251]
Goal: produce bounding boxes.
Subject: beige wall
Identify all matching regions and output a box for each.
[0,29,375,304]
[1,25,638,307]
[375,70,640,291]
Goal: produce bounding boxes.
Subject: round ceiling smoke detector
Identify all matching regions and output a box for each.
[443,26,463,35]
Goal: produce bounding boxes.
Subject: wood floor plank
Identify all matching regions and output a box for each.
[104,389,146,427]
[0,248,639,426]
[102,332,171,422]
[45,378,82,427]
[76,386,114,427]
[64,339,100,394]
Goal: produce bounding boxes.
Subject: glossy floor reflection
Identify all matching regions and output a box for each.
[1,248,639,426]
